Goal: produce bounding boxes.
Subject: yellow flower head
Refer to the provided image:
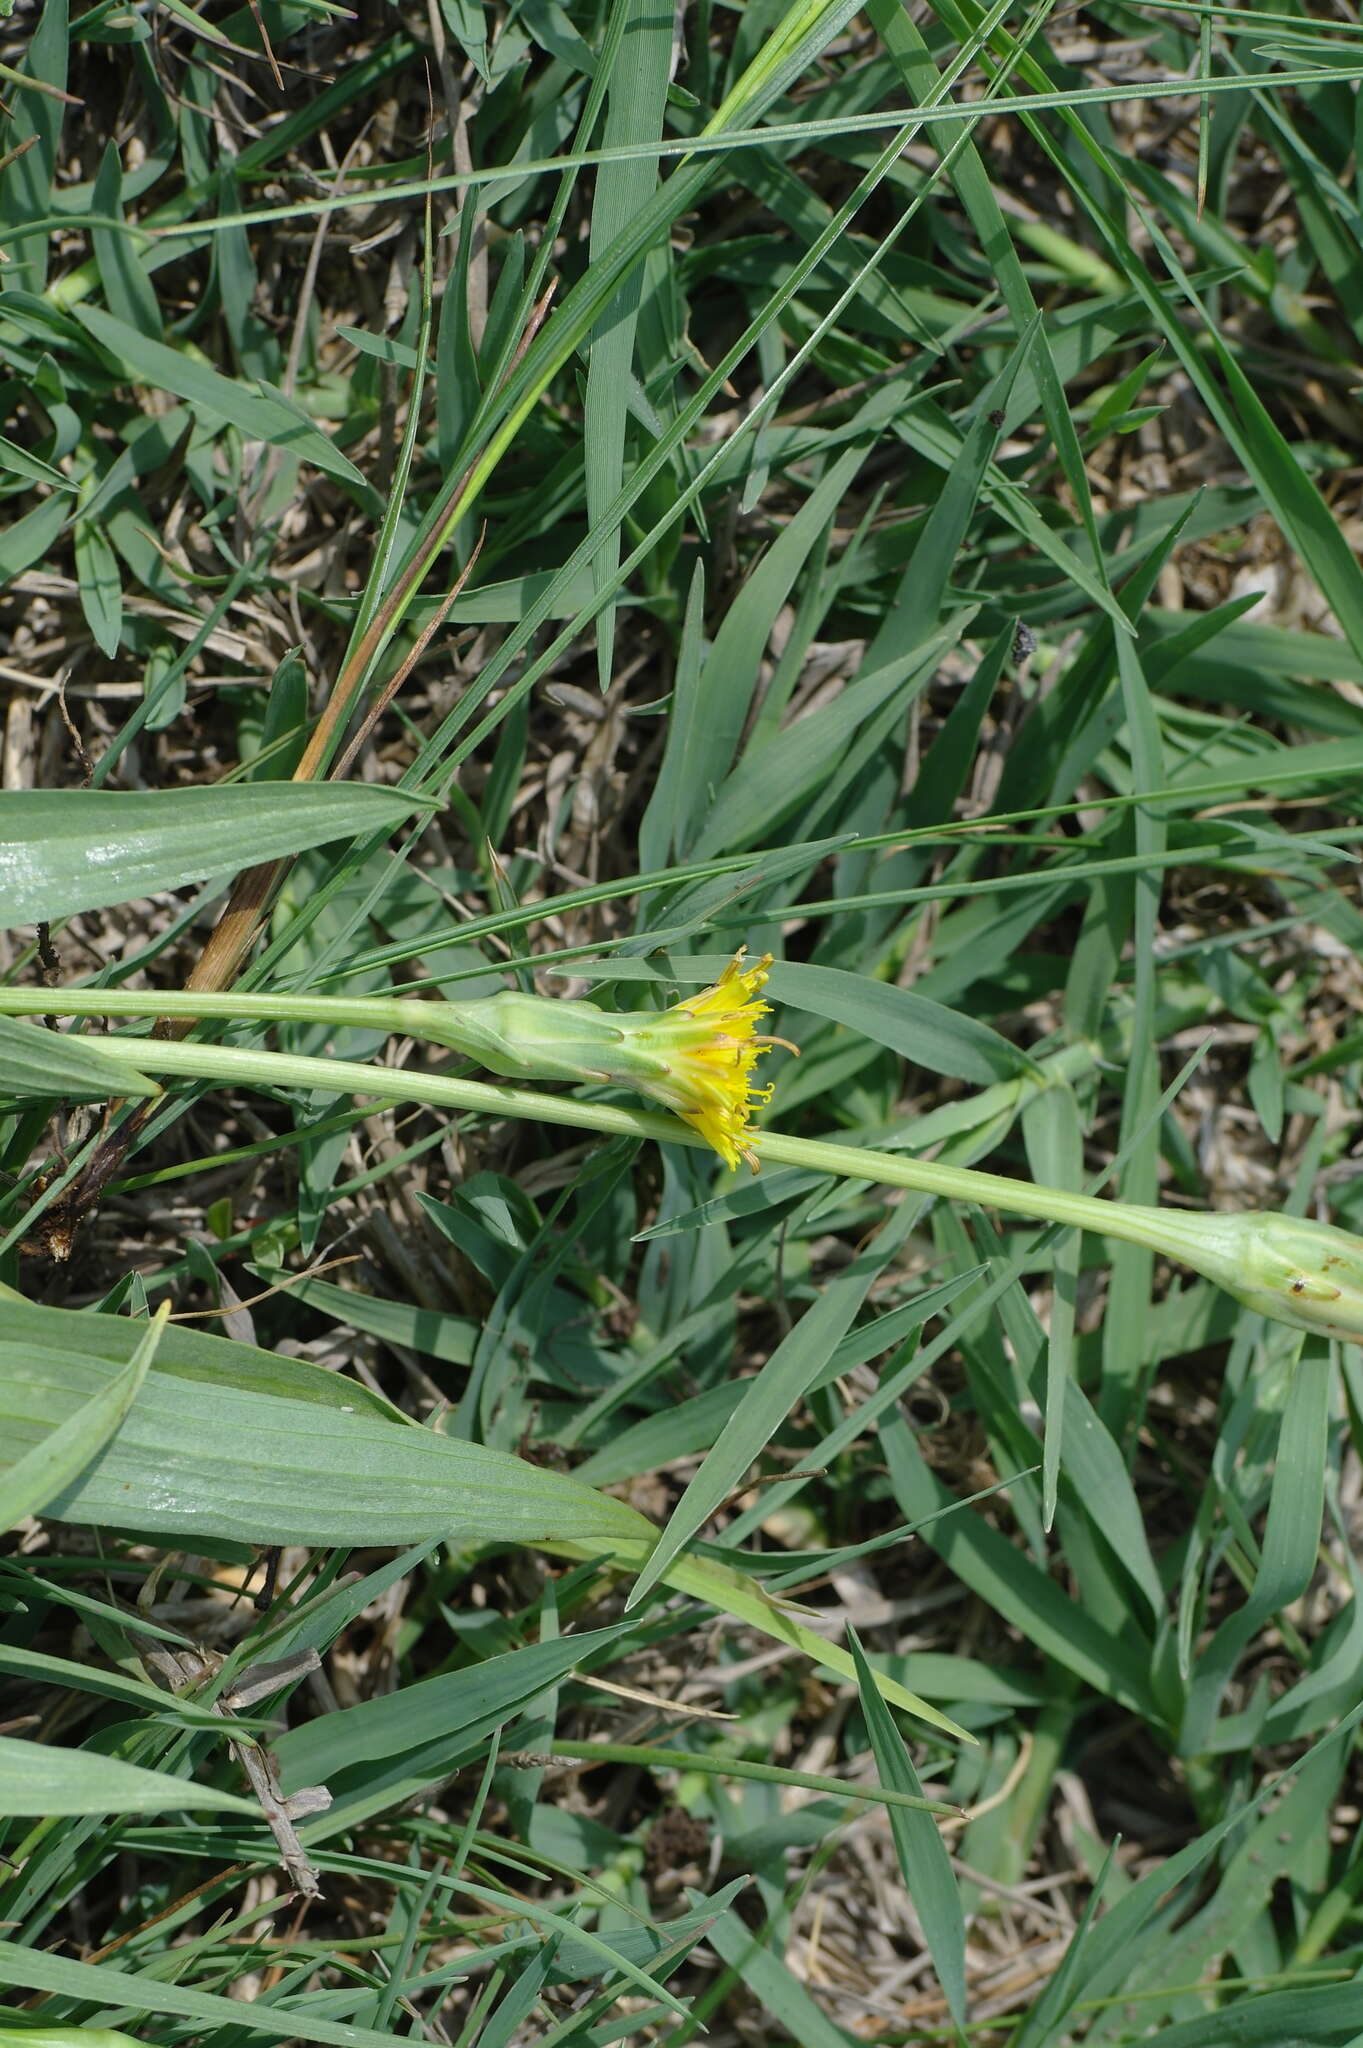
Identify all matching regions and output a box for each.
[426,949,791,1171]
[636,950,785,1171]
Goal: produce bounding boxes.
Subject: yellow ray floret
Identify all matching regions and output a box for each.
[640,950,786,1171]
[423,949,791,1170]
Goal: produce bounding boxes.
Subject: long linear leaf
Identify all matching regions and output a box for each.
[849,1628,967,2028]
[1178,1354,1332,1753]
[0,1941,436,2048]
[624,1232,900,1609]
[0,1736,256,1818]
[584,0,675,689]
[0,1304,962,1737]
[274,1626,630,1789]
[72,305,371,493]
[0,785,431,925]
[703,1904,862,2048]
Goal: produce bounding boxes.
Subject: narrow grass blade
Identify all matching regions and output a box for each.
[1021,1086,1081,1530]
[1082,1726,1349,2036]
[651,423,883,860]
[1179,1353,1332,1755]
[0,0,67,293]
[1011,1707,1363,2037]
[878,1405,1158,1720]
[703,1902,862,2048]
[624,1233,899,1610]
[0,1941,435,2048]
[849,1627,967,2028]
[0,1737,257,1817]
[273,1626,631,1791]
[1008,1838,1119,2048]
[585,0,675,689]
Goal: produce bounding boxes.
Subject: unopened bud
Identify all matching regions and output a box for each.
[1141,1207,1363,1344]
[420,952,790,1171]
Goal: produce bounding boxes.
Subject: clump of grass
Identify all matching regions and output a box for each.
[4,0,1363,2041]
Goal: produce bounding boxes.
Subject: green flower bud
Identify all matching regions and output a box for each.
[421,989,654,1088]
[422,952,789,1170]
[1135,1207,1363,1343]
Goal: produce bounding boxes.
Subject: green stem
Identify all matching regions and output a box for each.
[18,996,1363,1336]
[0,983,432,1041]
[53,1027,1175,1259]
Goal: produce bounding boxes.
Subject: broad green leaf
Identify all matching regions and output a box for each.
[332,323,430,372]
[0,783,432,925]
[247,1266,478,1367]
[12,1356,648,1553]
[0,1291,408,1420]
[0,1014,159,1102]
[90,140,163,339]
[0,489,69,581]
[0,2032,143,2048]
[572,1381,746,1485]
[0,1735,256,1816]
[0,433,74,490]
[0,1303,165,1532]
[73,514,123,658]
[0,1302,962,1737]
[773,955,1029,1086]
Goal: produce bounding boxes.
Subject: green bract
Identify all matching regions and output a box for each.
[1152,1209,1363,1345]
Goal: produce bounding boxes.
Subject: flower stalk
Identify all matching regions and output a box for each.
[0,951,782,1172]
[6,972,1363,1343]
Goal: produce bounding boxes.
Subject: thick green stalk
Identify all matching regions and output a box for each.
[28,1030,1213,1260]
[1,987,1143,1236]
[0,984,448,1041]
[11,999,1363,1342]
